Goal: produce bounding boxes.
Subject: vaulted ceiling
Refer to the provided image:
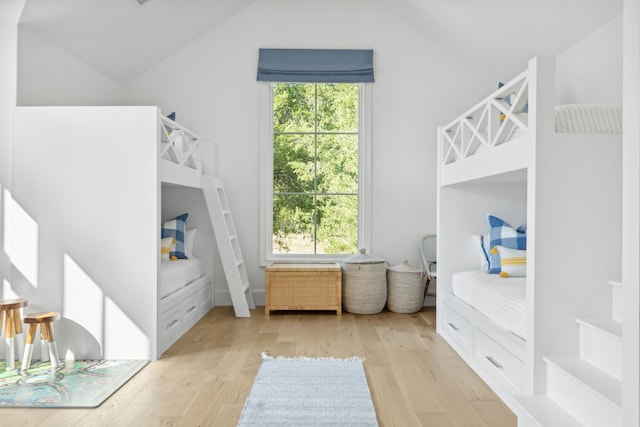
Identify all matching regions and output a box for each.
[18,0,622,85]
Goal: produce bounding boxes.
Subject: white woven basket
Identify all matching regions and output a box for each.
[386,260,426,313]
[341,249,387,314]
[342,263,387,314]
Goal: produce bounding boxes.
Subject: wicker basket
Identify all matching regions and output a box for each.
[342,249,387,314]
[387,260,426,313]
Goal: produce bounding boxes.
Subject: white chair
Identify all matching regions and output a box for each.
[419,235,437,296]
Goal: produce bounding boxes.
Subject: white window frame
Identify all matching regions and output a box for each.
[259,82,372,265]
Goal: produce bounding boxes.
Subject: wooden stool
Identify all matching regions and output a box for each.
[21,311,60,373]
[0,298,28,371]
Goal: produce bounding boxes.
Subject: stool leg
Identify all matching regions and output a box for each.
[4,309,15,370]
[12,309,25,363]
[21,324,37,373]
[39,325,49,363]
[0,309,4,339]
[42,323,59,370]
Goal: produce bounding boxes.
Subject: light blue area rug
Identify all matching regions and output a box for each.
[0,359,147,408]
[237,353,378,427]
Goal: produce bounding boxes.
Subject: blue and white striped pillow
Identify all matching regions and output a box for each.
[488,214,526,274]
[161,213,189,260]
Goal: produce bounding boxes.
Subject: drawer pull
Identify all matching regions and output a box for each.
[448,322,460,331]
[167,319,178,328]
[187,305,196,313]
[486,355,503,370]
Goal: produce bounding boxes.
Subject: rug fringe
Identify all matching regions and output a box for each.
[260,352,365,362]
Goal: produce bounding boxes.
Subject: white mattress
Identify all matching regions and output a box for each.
[452,270,527,340]
[160,257,203,299]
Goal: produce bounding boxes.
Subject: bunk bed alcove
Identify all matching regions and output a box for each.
[11,106,254,361]
[436,57,622,423]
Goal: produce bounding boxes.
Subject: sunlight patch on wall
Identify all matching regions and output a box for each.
[63,254,103,351]
[104,296,149,359]
[3,187,38,287]
[2,277,18,299]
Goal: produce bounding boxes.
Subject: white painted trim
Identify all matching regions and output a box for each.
[258,82,273,266]
[359,83,373,253]
[159,159,203,188]
[622,2,640,426]
[259,82,372,265]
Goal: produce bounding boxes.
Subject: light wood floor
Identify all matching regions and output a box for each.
[0,306,516,427]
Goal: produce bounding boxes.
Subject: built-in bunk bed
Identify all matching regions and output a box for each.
[157,113,213,355]
[436,57,622,413]
[11,106,215,360]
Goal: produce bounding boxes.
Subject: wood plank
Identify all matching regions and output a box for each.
[1,306,518,427]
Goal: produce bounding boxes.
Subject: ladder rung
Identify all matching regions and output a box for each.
[204,176,254,317]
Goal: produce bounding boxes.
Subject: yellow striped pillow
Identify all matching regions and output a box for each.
[161,237,176,261]
[491,245,526,278]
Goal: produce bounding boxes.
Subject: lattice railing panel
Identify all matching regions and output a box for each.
[160,115,202,172]
[440,70,529,166]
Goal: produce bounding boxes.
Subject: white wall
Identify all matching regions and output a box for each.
[17,28,126,106]
[124,0,494,302]
[11,106,159,360]
[0,0,25,307]
[556,14,622,105]
[623,1,640,425]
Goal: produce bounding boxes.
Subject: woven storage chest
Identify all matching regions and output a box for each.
[387,260,426,313]
[265,263,342,315]
[341,249,387,314]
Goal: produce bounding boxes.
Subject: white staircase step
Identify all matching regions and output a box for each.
[609,280,623,322]
[544,356,622,427]
[577,318,622,380]
[515,396,582,427]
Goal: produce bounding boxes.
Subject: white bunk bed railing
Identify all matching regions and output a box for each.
[440,69,529,166]
[160,115,202,172]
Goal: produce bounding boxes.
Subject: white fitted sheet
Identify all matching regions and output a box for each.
[160,257,203,299]
[452,270,527,340]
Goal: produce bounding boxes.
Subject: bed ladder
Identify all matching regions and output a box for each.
[202,176,255,317]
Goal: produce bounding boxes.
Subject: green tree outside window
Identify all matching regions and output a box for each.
[272,83,359,254]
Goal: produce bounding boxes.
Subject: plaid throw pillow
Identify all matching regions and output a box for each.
[488,214,526,274]
[161,213,189,260]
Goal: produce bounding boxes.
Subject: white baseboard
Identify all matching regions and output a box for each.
[214,289,265,307]
[214,289,435,311]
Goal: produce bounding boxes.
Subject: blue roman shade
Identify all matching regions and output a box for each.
[257,48,374,83]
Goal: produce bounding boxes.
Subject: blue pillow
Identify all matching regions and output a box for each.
[488,214,526,274]
[498,82,529,121]
[163,112,176,135]
[161,213,189,259]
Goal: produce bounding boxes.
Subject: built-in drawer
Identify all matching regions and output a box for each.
[442,302,473,354]
[181,293,199,321]
[160,304,181,341]
[194,282,211,312]
[475,330,524,393]
[183,281,211,318]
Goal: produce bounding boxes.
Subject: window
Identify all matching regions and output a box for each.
[260,82,371,263]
